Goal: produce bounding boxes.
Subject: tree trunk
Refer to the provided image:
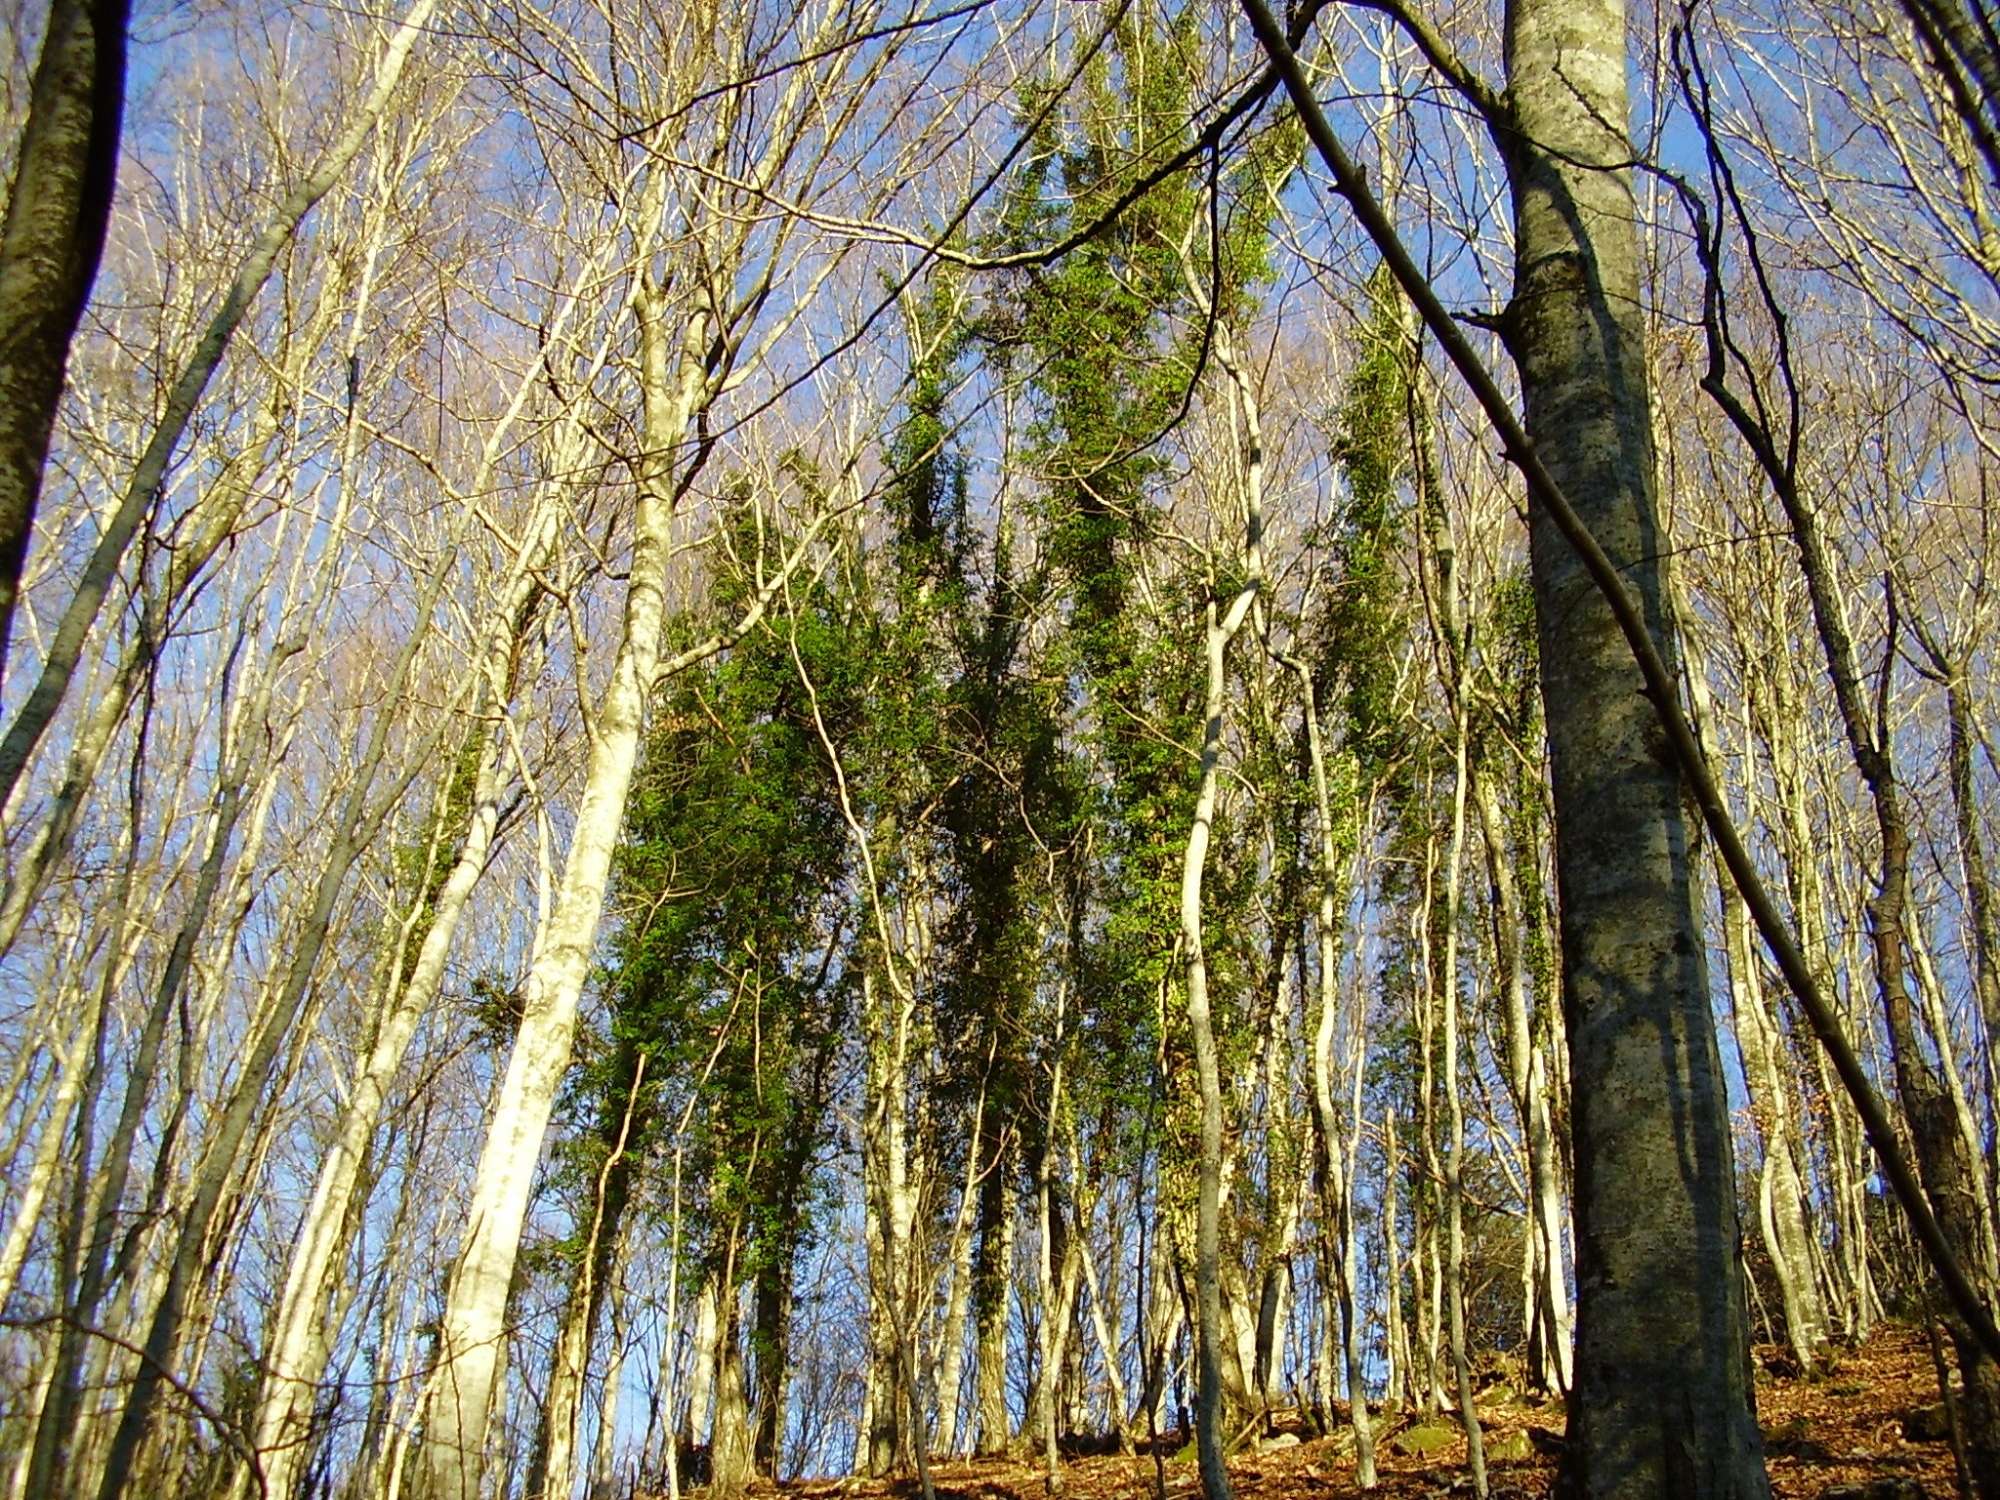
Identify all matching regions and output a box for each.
[1382,1105,1406,1415]
[418,273,707,1500]
[1438,713,1486,1498]
[974,1130,1016,1457]
[1933,652,2000,1161]
[0,0,129,687]
[1678,628,1831,1374]
[688,1279,720,1460]
[933,1130,983,1458]
[1502,0,1769,1492]
[84,571,453,1500]
[592,1279,632,1500]
[1178,411,1261,1500]
[1724,858,1832,1372]
[1474,770,1573,1394]
[1414,836,1444,1421]
[710,1289,755,1495]
[1292,656,1376,1485]
[1072,1160,1133,1455]
[526,1044,647,1500]
[749,1246,795,1478]
[251,698,517,1500]
[1755,663,1877,1337]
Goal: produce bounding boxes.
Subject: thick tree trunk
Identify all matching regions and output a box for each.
[1501,0,1769,1493]
[710,1290,755,1494]
[0,0,129,686]
[688,1279,721,1460]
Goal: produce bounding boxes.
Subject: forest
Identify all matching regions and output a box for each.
[2,0,1999,1498]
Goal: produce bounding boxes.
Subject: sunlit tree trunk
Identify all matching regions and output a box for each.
[246,693,517,1499]
[418,273,707,1500]
[1474,771,1572,1394]
[710,1280,755,1494]
[1755,662,1878,1339]
[1070,1136,1133,1455]
[1382,1105,1407,1415]
[1177,337,1264,1500]
[527,1044,648,1500]
[1438,707,1486,1498]
[1292,656,1376,1486]
[88,561,458,1500]
[933,1128,982,1458]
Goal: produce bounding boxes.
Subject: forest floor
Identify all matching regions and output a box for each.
[759,1321,1965,1500]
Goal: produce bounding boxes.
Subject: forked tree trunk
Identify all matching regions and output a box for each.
[1178,340,1263,1500]
[1501,0,1769,1492]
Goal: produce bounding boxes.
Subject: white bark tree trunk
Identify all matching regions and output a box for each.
[418,274,708,1500]
[1180,336,1262,1500]
[1290,654,1375,1486]
[1472,771,1573,1394]
[1438,708,1486,1499]
[250,704,514,1500]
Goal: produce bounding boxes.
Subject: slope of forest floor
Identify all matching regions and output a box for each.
[750,1322,1961,1500]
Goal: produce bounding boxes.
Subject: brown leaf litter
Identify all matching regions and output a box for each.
[699,1321,1965,1500]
